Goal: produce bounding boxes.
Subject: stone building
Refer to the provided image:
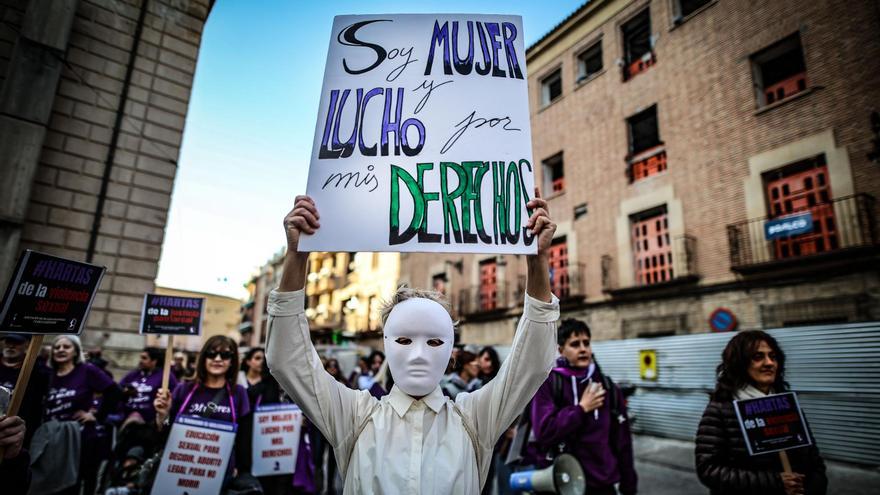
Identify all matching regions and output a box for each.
[398,0,880,344]
[0,0,213,366]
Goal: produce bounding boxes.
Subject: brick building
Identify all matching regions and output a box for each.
[0,0,212,366]
[398,0,880,344]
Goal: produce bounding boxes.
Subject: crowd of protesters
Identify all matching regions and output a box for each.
[0,319,829,495]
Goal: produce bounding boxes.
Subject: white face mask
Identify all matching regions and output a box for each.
[383,298,454,397]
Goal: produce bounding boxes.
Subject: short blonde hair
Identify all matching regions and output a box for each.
[379,285,457,329]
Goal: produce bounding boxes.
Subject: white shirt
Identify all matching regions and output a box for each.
[266,289,559,494]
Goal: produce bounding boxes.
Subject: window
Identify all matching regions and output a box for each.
[627,105,666,181]
[763,154,837,259]
[541,68,562,106]
[478,258,498,311]
[577,41,603,83]
[752,34,807,107]
[631,207,673,285]
[674,0,712,22]
[432,273,447,295]
[622,9,654,80]
[548,237,571,299]
[542,152,565,194]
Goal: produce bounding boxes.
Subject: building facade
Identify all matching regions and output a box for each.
[399,0,880,344]
[241,250,400,348]
[146,285,241,352]
[0,0,213,366]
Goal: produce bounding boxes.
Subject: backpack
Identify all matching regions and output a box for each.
[505,367,625,465]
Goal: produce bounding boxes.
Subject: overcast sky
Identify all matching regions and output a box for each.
[155,0,584,299]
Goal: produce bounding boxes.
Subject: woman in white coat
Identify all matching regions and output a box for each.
[266,194,559,494]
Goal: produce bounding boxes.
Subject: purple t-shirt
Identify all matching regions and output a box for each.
[119,368,178,423]
[170,381,250,425]
[46,362,115,421]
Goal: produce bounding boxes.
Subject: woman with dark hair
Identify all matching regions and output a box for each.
[43,334,122,495]
[477,346,501,384]
[240,347,317,494]
[440,350,481,398]
[696,330,827,495]
[154,336,251,485]
[324,358,348,386]
[240,347,266,389]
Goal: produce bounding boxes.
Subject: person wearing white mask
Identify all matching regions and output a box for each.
[267,193,559,494]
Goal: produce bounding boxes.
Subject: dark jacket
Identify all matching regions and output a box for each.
[530,360,638,494]
[695,398,827,495]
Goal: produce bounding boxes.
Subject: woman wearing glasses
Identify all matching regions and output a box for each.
[153,335,251,484]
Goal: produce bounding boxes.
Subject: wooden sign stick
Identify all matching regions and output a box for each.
[779,449,792,473]
[0,334,44,463]
[161,335,174,392]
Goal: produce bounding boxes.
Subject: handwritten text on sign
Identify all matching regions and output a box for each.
[733,392,812,456]
[151,416,236,495]
[301,14,536,254]
[252,404,303,476]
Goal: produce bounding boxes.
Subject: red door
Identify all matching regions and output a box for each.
[548,238,570,298]
[633,210,672,285]
[479,260,497,311]
[766,158,837,259]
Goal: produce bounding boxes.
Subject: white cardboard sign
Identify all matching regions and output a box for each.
[251,404,303,476]
[151,416,237,495]
[301,14,537,254]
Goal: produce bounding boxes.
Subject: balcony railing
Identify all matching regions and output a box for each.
[727,194,877,271]
[456,282,512,317]
[602,235,698,292]
[550,262,586,301]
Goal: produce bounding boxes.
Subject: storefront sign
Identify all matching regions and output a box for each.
[734,392,812,455]
[764,212,813,240]
[0,250,105,335]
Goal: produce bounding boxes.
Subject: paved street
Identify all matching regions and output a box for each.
[633,435,880,495]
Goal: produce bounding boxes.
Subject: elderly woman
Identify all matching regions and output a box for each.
[45,335,122,495]
[266,194,559,493]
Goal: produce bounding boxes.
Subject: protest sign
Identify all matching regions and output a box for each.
[139,293,205,336]
[151,415,237,495]
[251,404,303,476]
[0,250,105,335]
[733,392,812,456]
[301,14,537,254]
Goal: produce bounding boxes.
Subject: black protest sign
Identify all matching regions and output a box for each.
[139,293,204,335]
[0,250,105,335]
[733,392,812,456]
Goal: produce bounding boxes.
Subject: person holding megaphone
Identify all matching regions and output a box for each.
[266,193,560,494]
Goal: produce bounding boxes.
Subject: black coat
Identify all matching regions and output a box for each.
[695,398,827,495]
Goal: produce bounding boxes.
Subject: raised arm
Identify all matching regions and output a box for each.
[266,196,373,451]
[458,191,559,446]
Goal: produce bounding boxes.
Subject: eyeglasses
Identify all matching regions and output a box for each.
[205,350,234,360]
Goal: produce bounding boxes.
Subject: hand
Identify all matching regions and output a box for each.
[579,382,606,414]
[781,472,805,495]
[154,388,171,426]
[73,410,96,424]
[526,189,556,258]
[284,195,320,253]
[0,415,26,459]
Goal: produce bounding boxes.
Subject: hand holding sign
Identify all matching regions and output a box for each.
[781,472,805,495]
[525,190,556,256]
[284,195,321,252]
[154,388,171,429]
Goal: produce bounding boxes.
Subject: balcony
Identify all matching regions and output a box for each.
[549,262,587,302]
[603,235,699,296]
[456,282,513,318]
[727,194,878,274]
